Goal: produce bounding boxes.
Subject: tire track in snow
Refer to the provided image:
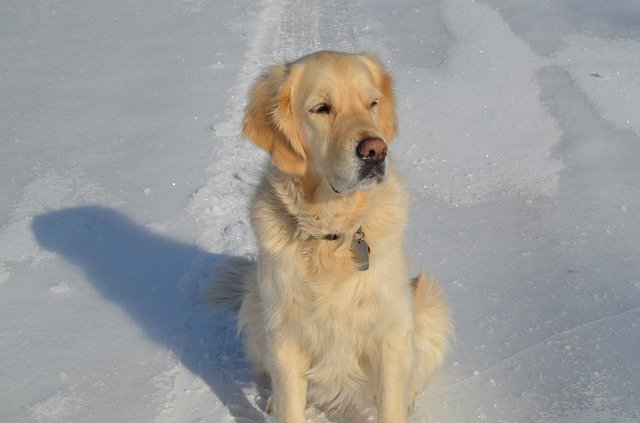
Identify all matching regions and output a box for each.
[275,0,357,57]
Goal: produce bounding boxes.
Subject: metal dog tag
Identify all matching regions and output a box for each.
[351,227,370,271]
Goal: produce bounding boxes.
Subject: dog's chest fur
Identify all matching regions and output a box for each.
[279,236,410,409]
[251,169,412,407]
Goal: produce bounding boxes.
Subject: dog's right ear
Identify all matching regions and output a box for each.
[242,64,307,176]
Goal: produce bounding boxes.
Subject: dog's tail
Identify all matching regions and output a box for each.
[206,256,256,313]
[411,270,454,375]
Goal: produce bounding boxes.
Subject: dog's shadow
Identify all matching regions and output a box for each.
[31,205,267,422]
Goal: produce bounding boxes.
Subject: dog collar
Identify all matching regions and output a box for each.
[320,227,370,271]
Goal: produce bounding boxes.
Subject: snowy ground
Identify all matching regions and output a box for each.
[2,0,639,421]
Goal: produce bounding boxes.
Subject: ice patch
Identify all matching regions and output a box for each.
[554,34,640,137]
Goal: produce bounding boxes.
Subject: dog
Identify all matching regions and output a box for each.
[210,51,452,422]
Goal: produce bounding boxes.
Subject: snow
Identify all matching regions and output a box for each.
[1,0,639,421]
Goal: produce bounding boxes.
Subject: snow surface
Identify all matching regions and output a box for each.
[1,0,639,421]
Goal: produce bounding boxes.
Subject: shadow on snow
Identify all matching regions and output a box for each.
[32,205,266,422]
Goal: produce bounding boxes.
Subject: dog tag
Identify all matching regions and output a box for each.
[351,227,370,271]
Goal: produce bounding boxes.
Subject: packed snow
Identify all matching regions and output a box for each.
[1,0,639,421]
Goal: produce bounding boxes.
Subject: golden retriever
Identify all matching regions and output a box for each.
[211,51,452,422]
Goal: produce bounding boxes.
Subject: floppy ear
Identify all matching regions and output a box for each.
[242,64,306,176]
[360,53,398,141]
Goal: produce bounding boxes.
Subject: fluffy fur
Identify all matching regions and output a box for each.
[210,51,452,423]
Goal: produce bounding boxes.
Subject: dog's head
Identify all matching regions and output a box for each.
[243,51,398,194]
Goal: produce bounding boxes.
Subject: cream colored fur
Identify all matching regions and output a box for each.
[210,51,452,423]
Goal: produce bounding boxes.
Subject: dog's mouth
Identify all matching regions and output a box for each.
[359,160,386,183]
[329,161,386,194]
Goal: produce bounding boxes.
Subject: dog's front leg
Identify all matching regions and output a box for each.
[269,341,310,423]
[377,330,412,423]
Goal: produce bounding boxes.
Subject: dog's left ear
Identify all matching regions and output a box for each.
[360,53,398,141]
[242,64,307,176]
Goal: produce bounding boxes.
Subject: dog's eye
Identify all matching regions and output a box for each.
[370,99,379,109]
[311,103,332,114]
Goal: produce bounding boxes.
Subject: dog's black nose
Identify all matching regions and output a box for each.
[357,138,387,162]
